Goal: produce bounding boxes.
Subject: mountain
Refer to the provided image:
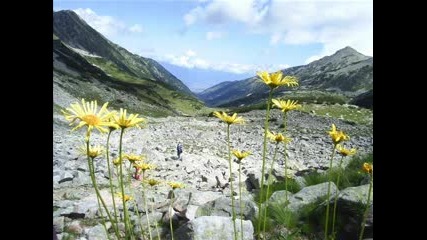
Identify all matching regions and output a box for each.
[198,47,373,107]
[53,10,204,117]
[53,10,194,97]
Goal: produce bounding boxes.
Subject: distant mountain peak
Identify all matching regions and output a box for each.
[333,46,366,57]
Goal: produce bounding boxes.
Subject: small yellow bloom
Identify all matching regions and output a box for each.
[213,111,244,125]
[112,108,146,129]
[112,155,125,166]
[257,71,298,89]
[133,162,155,172]
[337,144,357,157]
[272,99,301,113]
[124,153,145,163]
[328,124,349,145]
[168,181,184,190]
[232,149,251,161]
[362,163,373,174]
[116,192,133,202]
[145,179,161,187]
[62,99,115,134]
[267,131,292,143]
[79,145,104,159]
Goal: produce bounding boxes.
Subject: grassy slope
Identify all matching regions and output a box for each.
[84,56,210,116]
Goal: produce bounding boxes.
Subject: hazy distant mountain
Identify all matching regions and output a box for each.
[198,47,373,107]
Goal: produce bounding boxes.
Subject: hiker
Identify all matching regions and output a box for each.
[177,143,183,160]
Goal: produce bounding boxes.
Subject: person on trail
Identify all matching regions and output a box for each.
[177,143,183,160]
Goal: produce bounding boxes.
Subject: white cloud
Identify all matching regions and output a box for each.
[73,8,143,37]
[184,0,373,60]
[161,50,289,74]
[183,0,269,26]
[129,24,143,33]
[206,31,223,40]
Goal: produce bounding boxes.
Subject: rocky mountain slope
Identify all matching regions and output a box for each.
[198,47,373,107]
[53,108,373,239]
[53,10,205,117]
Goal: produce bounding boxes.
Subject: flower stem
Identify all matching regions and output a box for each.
[227,124,238,240]
[86,139,120,239]
[263,143,279,233]
[106,130,119,230]
[331,156,345,238]
[359,173,373,240]
[238,161,244,240]
[257,89,274,238]
[150,195,161,240]
[142,182,153,240]
[118,129,131,239]
[170,190,175,240]
[282,113,289,205]
[324,144,337,240]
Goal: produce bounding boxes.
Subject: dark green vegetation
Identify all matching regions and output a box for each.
[253,153,373,239]
[198,47,373,108]
[303,153,373,189]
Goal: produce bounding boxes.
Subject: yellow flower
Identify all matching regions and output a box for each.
[232,149,251,161]
[62,99,115,134]
[124,153,145,163]
[337,144,357,157]
[328,124,349,145]
[272,99,301,113]
[133,162,155,172]
[257,71,298,89]
[213,111,244,125]
[115,192,133,202]
[145,179,161,187]
[112,155,125,166]
[168,181,184,190]
[79,145,104,159]
[267,131,292,143]
[362,163,373,174]
[112,108,146,129]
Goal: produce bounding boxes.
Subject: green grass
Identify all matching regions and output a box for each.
[303,153,373,190]
[299,103,372,125]
[254,178,302,203]
[81,56,210,117]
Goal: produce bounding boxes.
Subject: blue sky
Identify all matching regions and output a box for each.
[53,0,373,92]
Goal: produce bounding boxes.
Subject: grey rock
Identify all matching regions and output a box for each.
[86,224,108,240]
[53,216,65,233]
[59,171,74,184]
[195,196,258,221]
[174,216,254,240]
[286,182,338,212]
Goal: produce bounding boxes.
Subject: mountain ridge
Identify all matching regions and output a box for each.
[198,46,373,107]
[53,10,195,97]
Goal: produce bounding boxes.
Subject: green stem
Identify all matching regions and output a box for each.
[238,162,244,240]
[86,139,120,239]
[227,124,238,240]
[90,157,112,240]
[106,130,119,230]
[257,89,274,238]
[282,113,289,205]
[150,195,161,240]
[170,190,175,240]
[331,156,345,238]
[118,128,131,239]
[263,143,279,233]
[359,173,373,240]
[143,182,153,240]
[324,144,337,240]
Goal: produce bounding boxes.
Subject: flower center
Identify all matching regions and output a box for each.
[82,114,100,125]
